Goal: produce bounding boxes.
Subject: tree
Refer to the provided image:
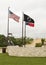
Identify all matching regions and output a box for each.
[0,35,8,47]
[9,37,16,45]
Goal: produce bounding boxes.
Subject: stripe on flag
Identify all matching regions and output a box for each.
[9,10,20,22]
[24,14,34,27]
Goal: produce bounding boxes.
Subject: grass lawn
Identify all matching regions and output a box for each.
[0,53,46,65]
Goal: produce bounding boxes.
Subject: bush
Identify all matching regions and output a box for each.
[0,35,8,47]
[41,38,45,45]
[26,38,33,44]
[35,43,42,47]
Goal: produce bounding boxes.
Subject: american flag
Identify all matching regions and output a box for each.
[9,10,20,22]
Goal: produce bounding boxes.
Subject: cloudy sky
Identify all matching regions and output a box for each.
[0,0,46,38]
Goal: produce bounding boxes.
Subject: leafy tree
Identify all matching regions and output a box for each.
[9,37,22,46]
[15,38,22,46]
[0,35,8,47]
[0,34,34,47]
[9,37,16,45]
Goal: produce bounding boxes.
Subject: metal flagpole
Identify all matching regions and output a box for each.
[22,12,26,46]
[7,7,10,37]
[22,12,24,46]
[24,21,26,46]
[7,7,10,45]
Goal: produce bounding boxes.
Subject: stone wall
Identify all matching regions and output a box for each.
[7,46,46,57]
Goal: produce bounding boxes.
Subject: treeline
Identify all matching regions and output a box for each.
[0,35,33,47]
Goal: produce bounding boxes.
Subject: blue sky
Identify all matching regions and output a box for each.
[0,0,46,38]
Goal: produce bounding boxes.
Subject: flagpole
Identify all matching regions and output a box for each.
[24,21,26,46]
[7,7,10,45]
[22,12,26,46]
[7,7,10,36]
[22,12,24,46]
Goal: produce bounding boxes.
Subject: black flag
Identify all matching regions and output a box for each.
[24,14,34,27]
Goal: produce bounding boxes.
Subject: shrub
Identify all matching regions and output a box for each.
[0,35,8,47]
[26,38,33,44]
[35,43,42,47]
[41,38,45,45]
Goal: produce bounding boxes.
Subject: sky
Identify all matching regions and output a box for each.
[0,0,46,38]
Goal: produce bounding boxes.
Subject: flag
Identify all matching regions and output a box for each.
[24,14,34,27]
[9,10,20,22]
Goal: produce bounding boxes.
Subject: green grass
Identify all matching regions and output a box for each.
[0,53,46,65]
